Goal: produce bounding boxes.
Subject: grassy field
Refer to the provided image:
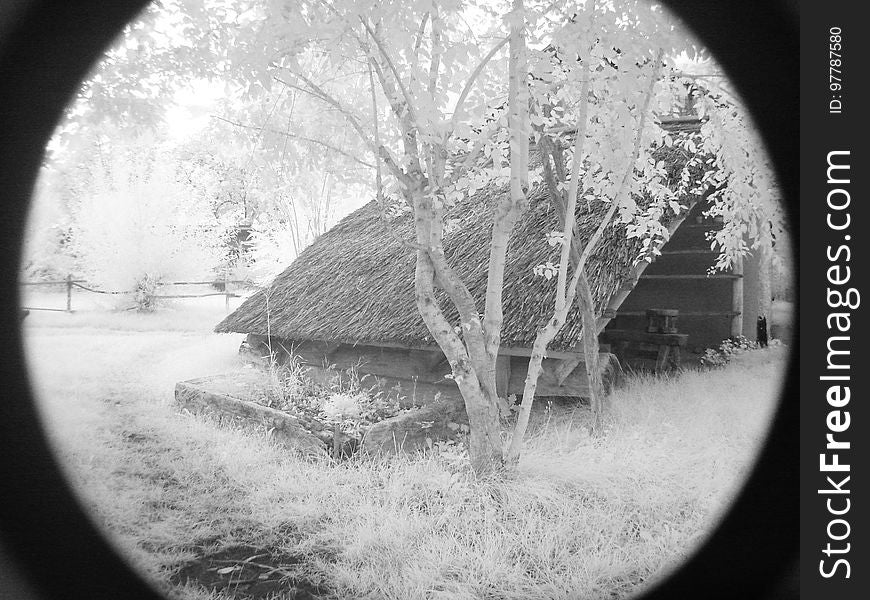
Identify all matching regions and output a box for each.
[22,299,787,600]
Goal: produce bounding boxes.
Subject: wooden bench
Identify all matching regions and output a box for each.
[600,329,688,374]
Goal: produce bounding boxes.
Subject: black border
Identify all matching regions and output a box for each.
[798,3,866,599]
[0,1,799,599]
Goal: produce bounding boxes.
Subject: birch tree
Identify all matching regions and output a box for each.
[231,0,533,473]
[505,0,702,462]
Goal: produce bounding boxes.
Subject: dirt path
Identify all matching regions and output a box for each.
[24,327,243,457]
[21,327,293,593]
[25,325,339,599]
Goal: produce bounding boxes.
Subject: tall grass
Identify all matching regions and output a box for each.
[24,321,785,600]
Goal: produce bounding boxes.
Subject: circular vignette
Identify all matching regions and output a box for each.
[642,3,799,599]
[0,3,163,600]
[0,2,798,600]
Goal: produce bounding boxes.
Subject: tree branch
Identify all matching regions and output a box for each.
[428,4,442,98]
[369,61,423,252]
[273,75,372,144]
[273,75,406,182]
[211,115,376,170]
[555,74,590,312]
[359,17,419,125]
[482,6,526,362]
[450,37,509,133]
[412,12,430,59]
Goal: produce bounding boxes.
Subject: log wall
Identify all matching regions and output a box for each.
[604,202,760,353]
[245,333,619,403]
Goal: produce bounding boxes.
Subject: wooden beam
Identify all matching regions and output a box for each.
[681,223,724,230]
[615,310,741,317]
[506,352,619,398]
[498,346,583,360]
[659,248,717,255]
[640,274,742,280]
[600,329,689,345]
[555,354,584,386]
[731,255,744,336]
[339,340,586,361]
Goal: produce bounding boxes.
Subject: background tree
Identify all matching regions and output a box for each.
[71,136,229,310]
[32,0,373,290]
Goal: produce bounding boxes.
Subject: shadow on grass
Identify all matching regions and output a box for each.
[170,544,329,599]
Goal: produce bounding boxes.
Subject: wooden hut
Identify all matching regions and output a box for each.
[216,118,758,404]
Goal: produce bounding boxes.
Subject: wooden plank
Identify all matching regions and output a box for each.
[423,350,448,372]
[654,346,672,372]
[731,254,744,336]
[313,345,451,384]
[353,340,586,361]
[615,310,741,317]
[251,336,593,388]
[659,248,717,255]
[600,329,689,345]
[301,364,459,409]
[246,337,447,384]
[640,274,742,280]
[554,354,583,386]
[506,353,617,398]
[257,336,618,401]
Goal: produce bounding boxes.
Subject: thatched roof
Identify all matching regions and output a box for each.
[216,118,705,352]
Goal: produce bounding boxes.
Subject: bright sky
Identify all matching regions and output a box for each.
[164,79,227,142]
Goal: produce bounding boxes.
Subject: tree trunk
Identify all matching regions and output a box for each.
[508,50,663,462]
[576,274,604,432]
[365,4,526,473]
[506,319,558,464]
[541,139,605,431]
[413,244,504,473]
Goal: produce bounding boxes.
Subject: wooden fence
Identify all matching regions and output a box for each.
[20,274,254,313]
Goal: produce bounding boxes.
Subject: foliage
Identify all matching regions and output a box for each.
[692,65,784,272]
[21,174,78,281]
[70,139,229,310]
[260,356,418,446]
[241,217,300,284]
[698,335,761,369]
[42,1,374,288]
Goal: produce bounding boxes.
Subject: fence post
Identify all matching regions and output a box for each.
[66,274,73,312]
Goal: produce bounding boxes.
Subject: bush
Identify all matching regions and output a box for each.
[71,150,228,310]
[699,334,760,369]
